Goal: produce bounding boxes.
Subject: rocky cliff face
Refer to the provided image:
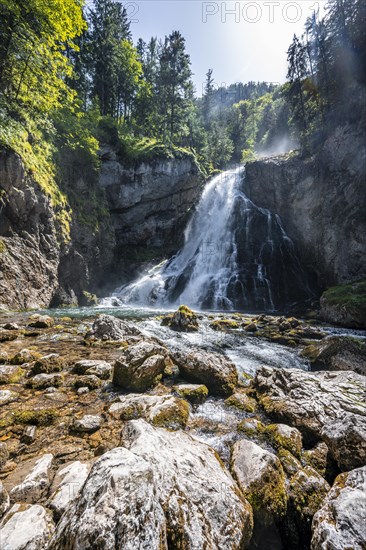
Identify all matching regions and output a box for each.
[0,150,115,310]
[245,124,366,289]
[98,147,204,283]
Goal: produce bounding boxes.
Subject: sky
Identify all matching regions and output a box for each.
[127,0,327,95]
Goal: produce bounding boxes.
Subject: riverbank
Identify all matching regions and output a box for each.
[0,307,365,548]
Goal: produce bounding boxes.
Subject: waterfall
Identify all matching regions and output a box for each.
[107,166,313,311]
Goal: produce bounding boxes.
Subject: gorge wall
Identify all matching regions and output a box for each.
[0,147,203,310]
[245,124,366,291]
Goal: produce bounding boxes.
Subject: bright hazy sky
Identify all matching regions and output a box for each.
[127,0,327,95]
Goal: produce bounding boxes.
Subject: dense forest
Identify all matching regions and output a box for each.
[0,0,365,239]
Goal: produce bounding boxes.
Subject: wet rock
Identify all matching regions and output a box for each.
[6,453,54,504]
[162,305,199,332]
[73,415,102,434]
[0,503,54,549]
[173,349,238,396]
[48,461,91,519]
[237,417,265,438]
[48,420,253,549]
[28,314,54,329]
[244,322,257,333]
[0,365,24,384]
[0,481,9,518]
[87,314,142,341]
[173,383,208,404]
[77,386,89,395]
[254,366,366,470]
[311,466,366,549]
[73,359,111,375]
[231,438,287,520]
[320,281,366,329]
[264,423,303,458]
[113,341,168,392]
[109,394,190,430]
[210,319,239,331]
[302,335,366,375]
[0,389,17,406]
[28,373,63,389]
[225,391,257,413]
[73,375,101,390]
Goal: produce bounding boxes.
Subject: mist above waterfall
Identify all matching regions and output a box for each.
[105,167,313,312]
[256,135,299,159]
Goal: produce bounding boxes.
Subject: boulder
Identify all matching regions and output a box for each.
[161,305,199,332]
[0,481,9,518]
[225,391,257,413]
[0,442,9,469]
[6,453,54,504]
[0,365,24,385]
[48,420,253,549]
[0,503,54,549]
[73,375,101,390]
[109,394,190,429]
[303,442,329,477]
[311,466,366,549]
[28,373,63,389]
[113,341,168,392]
[72,415,102,434]
[254,366,366,470]
[31,354,64,375]
[173,349,238,396]
[0,389,17,406]
[320,281,366,329]
[10,348,40,365]
[73,359,112,376]
[28,314,54,329]
[87,314,142,341]
[48,461,91,519]
[173,383,209,404]
[264,423,303,458]
[231,439,287,520]
[302,335,366,375]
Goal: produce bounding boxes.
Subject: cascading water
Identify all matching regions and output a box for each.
[106,166,313,311]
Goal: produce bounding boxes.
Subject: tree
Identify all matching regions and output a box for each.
[0,0,85,111]
[157,31,194,145]
[286,34,309,132]
[89,0,131,117]
[202,68,214,128]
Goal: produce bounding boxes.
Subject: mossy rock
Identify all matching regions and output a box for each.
[264,423,303,458]
[74,375,101,390]
[320,280,366,329]
[0,365,24,385]
[162,305,199,332]
[225,392,257,413]
[237,417,265,438]
[0,238,7,254]
[289,465,330,521]
[174,383,208,404]
[10,349,41,365]
[13,408,59,426]
[80,291,98,307]
[210,319,239,331]
[151,398,190,430]
[278,448,302,478]
[31,354,65,375]
[302,442,329,477]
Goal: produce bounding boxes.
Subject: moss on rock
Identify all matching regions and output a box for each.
[13,408,59,426]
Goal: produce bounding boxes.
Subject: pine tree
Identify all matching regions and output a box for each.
[202,68,214,128]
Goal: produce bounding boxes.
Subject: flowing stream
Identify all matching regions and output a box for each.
[104,166,313,311]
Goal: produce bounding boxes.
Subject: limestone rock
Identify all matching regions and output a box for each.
[0,442,9,469]
[264,423,303,458]
[28,314,54,329]
[73,359,112,376]
[49,420,253,549]
[302,335,366,375]
[88,314,142,341]
[173,383,209,404]
[254,366,366,470]
[0,481,9,518]
[311,466,366,550]
[0,503,54,549]
[48,461,91,518]
[6,453,54,504]
[73,374,101,390]
[0,365,24,385]
[173,349,238,396]
[28,373,63,389]
[231,438,287,520]
[162,305,199,332]
[109,394,190,429]
[0,389,17,406]
[113,341,167,392]
[73,415,102,434]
